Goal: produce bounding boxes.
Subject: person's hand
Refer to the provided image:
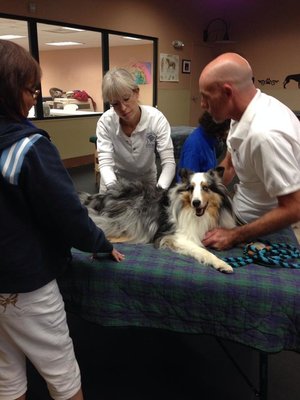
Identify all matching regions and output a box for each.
[202,227,238,250]
[111,248,125,262]
[91,248,125,262]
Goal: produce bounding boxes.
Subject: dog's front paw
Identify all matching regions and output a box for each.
[215,260,234,274]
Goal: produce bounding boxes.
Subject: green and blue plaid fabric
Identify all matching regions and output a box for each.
[58,227,300,354]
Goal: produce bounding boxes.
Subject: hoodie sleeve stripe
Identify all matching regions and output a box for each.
[0,134,42,185]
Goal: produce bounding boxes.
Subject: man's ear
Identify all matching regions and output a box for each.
[215,166,225,178]
[223,83,233,98]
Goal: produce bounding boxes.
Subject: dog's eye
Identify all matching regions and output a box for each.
[202,185,209,192]
[186,184,194,192]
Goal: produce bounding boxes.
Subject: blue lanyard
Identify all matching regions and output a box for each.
[223,240,300,268]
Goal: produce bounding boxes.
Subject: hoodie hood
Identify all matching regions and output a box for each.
[0,117,50,150]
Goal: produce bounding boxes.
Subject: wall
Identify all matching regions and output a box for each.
[110,44,153,106]
[34,115,99,162]
[202,0,300,111]
[2,0,300,162]
[233,34,300,111]
[0,0,205,163]
[0,0,204,124]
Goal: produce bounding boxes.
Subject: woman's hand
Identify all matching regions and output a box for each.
[91,248,125,262]
[111,248,125,262]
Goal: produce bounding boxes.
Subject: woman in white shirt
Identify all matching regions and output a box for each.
[96,67,176,193]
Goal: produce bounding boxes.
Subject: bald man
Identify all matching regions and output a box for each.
[199,52,300,250]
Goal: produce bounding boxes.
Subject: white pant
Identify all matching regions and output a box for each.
[0,280,81,400]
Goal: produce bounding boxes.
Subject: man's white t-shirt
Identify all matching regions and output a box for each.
[227,90,300,223]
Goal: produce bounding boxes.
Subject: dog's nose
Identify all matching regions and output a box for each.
[192,199,201,208]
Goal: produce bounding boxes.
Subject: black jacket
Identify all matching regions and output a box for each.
[0,117,112,293]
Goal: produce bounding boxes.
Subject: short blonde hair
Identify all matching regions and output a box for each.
[102,67,139,103]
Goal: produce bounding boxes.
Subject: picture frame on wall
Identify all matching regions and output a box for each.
[160,53,179,82]
[182,59,191,74]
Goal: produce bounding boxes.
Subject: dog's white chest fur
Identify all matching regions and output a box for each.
[175,207,217,246]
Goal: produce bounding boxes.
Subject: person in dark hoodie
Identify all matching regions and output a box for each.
[0,40,124,400]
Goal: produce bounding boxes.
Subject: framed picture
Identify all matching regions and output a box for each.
[160,53,179,82]
[182,59,191,74]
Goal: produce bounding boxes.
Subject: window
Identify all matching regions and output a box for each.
[0,15,157,119]
[37,22,103,117]
[0,17,29,49]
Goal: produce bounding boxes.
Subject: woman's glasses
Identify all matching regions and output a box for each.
[26,88,40,99]
[110,91,135,108]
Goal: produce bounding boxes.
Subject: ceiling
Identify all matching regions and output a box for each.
[0,18,153,50]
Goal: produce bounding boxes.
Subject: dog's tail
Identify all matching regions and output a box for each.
[283,76,290,88]
[78,191,108,213]
[78,191,91,205]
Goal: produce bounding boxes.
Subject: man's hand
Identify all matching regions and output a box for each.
[202,227,239,250]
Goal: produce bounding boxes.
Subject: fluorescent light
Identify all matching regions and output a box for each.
[122,36,141,41]
[62,27,85,32]
[45,41,83,46]
[0,34,26,40]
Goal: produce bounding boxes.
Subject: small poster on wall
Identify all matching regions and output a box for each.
[131,62,152,84]
[160,53,179,82]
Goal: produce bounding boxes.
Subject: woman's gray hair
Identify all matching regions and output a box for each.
[102,67,139,103]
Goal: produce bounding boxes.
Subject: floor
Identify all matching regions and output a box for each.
[26,164,300,400]
[68,163,99,194]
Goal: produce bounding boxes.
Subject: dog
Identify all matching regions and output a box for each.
[165,58,176,70]
[79,168,237,273]
[283,74,300,88]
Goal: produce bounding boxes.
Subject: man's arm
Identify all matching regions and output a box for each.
[219,151,235,186]
[202,190,300,250]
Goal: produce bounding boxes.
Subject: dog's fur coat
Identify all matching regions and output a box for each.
[80,168,237,273]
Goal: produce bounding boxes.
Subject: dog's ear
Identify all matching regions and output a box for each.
[206,167,225,184]
[179,168,192,183]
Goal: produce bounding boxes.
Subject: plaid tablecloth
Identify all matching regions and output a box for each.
[58,227,300,353]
